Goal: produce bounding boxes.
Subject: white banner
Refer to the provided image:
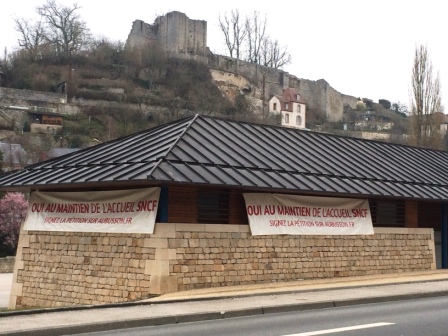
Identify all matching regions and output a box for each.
[24,188,160,233]
[243,193,373,236]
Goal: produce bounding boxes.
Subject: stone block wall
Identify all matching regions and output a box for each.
[12,231,156,308]
[168,225,435,291]
[30,124,63,134]
[126,12,207,57]
[10,224,434,309]
[0,257,15,273]
[0,87,66,104]
[158,11,207,56]
[208,55,360,121]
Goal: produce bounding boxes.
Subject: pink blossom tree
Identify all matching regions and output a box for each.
[0,193,28,252]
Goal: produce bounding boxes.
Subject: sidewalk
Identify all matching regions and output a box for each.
[0,273,12,309]
[1,270,448,336]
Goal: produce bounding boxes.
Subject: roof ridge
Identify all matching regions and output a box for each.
[145,114,200,179]
[163,160,448,188]
[23,115,198,170]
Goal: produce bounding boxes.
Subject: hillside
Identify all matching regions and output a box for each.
[0,38,413,164]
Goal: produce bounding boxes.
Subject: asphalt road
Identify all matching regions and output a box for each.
[73,296,448,336]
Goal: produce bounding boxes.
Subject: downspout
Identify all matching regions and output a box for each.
[442,203,447,268]
[159,186,169,223]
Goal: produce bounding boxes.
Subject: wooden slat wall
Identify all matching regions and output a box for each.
[418,202,442,230]
[167,186,248,224]
[167,186,197,223]
[229,190,248,224]
[167,187,442,230]
[405,200,418,228]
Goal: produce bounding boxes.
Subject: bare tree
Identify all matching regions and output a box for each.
[245,11,267,65]
[260,37,291,69]
[409,44,444,149]
[36,0,90,60]
[0,48,8,81]
[218,9,290,71]
[269,39,291,69]
[259,37,271,67]
[36,0,90,99]
[13,18,46,62]
[218,9,247,69]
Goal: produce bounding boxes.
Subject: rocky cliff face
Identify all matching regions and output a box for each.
[126,12,361,122]
[208,54,359,121]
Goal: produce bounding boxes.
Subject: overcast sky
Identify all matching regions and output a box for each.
[1,0,447,108]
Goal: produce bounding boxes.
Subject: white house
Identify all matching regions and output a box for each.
[269,88,306,129]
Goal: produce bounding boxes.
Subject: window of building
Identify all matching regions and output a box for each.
[285,103,289,109]
[273,103,277,111]
[197,189,230,224]
[297,105,301,113]
[296,116,302,126]
[369,200,405,227]
[297,94,300,100]
[285,113,289,123]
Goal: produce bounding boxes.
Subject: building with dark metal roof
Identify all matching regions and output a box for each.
[1,114,448,200]
[2,115,446,309]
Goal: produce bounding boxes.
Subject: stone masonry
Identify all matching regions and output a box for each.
[10,224,435,309]
[126,11,207,57]
[168,225,435,291]
[0,87,66,105]
[208,54,360,121]
[11,231,156,308]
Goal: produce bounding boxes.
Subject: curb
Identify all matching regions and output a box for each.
[2,277,447,318]
[0,279,446,318]
[145,277,448,304]
[3,290,448,336]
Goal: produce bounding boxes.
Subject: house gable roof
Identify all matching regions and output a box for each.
[282,87,305,104]
[0,114,448,200]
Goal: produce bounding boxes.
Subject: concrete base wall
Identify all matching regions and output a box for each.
[10,224,435,309]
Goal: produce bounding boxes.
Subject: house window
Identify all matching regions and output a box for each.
[285,113,289,123]
[297,105,301,113]
[296,116,302,126]
[273,103,277,111]
[197,189,230,224]
[297,94,300,100]
[285,103,289,109]
[369,200,405,227]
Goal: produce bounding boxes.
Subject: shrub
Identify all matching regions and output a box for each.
[379,99,392,110]
[0,193,28,254]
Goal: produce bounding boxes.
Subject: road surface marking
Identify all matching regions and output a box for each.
[284,322,395,335]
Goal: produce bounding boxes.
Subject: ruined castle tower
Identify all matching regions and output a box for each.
[126,11,207,57]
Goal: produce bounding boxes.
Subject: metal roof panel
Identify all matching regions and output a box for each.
[1,115,448,200]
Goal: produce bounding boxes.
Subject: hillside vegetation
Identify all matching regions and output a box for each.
[3,39,256,141]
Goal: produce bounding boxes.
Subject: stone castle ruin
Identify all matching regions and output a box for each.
[126,12,359,121]
[126,11,208,59]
